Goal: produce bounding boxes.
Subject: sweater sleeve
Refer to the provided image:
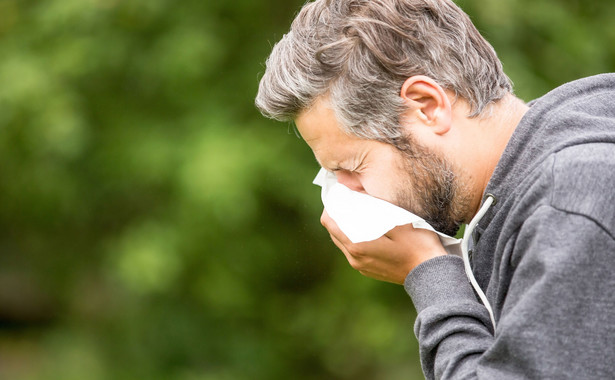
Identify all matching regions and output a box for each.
[404,206,615,379]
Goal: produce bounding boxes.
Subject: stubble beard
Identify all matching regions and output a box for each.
[392,135,471,237]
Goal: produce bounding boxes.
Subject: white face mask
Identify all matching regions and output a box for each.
[313,168,462,256]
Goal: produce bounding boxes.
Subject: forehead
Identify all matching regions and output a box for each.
[295,97,344,142]
[294,97,363,165]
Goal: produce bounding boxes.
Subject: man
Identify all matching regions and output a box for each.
[255,0,615,378]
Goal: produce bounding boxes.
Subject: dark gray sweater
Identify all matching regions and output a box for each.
[404,74,615,379]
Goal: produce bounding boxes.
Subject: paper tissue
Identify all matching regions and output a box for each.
[313,168,462,256]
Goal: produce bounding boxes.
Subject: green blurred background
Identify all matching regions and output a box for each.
[0,0,613,379]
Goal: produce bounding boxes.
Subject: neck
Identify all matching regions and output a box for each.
[459,94,529,219]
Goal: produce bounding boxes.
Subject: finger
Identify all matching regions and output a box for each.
[320,210,410,282]
[384,223,445,254]
[383,222,416,239]
[321,209,394,251]
[320,212,372,271]
[329,231,355,263]
[327,228,408,284]
[321,211,376,260]
[320,210,353,246]
[320,210,353,256]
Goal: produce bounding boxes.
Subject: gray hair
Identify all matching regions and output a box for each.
[255,0,513,144]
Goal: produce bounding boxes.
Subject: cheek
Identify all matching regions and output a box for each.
[360,144,409,202]
[361,173,400,204]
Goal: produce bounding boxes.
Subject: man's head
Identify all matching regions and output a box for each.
[255,0,512,145]
[256,0,518,234]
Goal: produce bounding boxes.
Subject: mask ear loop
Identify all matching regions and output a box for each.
[461,194,497,332]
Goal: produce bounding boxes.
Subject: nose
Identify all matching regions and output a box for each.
[335,170,364,192]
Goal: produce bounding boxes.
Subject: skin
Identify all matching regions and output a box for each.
[295,76,529,284]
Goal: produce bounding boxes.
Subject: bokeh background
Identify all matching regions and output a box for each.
[0,0,613,379]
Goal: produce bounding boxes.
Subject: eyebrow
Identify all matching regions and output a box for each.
[314,157,338,172]
[313,150,353,172]
[318,161,346,173]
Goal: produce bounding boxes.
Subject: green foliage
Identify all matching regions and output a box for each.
[0,0,612,379]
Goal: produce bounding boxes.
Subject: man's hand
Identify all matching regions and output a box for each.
[321,210,448,284]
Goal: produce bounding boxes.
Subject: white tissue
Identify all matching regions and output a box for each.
[313,168,462,256]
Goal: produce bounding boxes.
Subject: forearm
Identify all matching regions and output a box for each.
[405,256,494,379]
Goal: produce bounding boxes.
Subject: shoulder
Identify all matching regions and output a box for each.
[550,143,615,237]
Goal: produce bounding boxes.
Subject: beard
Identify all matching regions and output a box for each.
[391,135,471,237]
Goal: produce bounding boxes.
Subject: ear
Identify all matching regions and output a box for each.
[400,75,452,135]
